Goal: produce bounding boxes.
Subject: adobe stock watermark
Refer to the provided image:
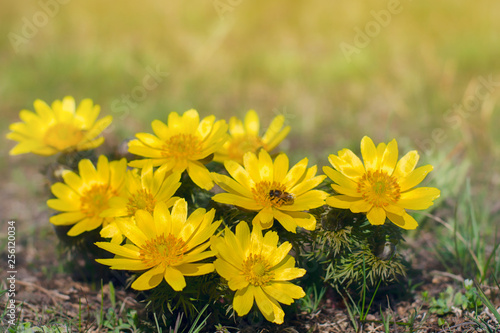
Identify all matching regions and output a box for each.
[8,0,71,53]
[415,75,500,156]
[339,0,412,63]
[108,65,169,126]
[213,0,244,20]
[272,106,295,126]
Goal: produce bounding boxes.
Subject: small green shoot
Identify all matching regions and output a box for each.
[298,284,326,314]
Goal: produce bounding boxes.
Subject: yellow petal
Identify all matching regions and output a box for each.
[62,171,85,195]
[78,159,98,184]
[380,139,398,175]
[214,258,242,282]
[272,209,298,233]
[95,242,140,259]
[258,150,274,181]
[51,182,79,202]
[262,115,284,143]
[331,184,359,197]
[393,150,419,179]
[198,115,216,140]
[261,229,280,258]
[263,282,305,304]
[262,284,294,305]
[171,198,188,225]
[181,109,200,134]
[167,112,182,132]
[338,148,365,175]
[187,161,213,190]
[384,204,406,216]
[254,287,284,324]
[96,155,110,184]
[211,172,253,197]
[116,219,148,247]
[151,119,170,141]
[282,211,316,230]
[273,267,306,281]
[176,263,214,276]
[323,166,358,191]
[289,174,326,196]
[350,200,372,213]
[67,217,102,235]
[134,210,155,239]
[233,286,254,316]
[100,222,121,239]
[95,258,150,270]
[253,207,275,229]
[273,153,289,184]
[361,136,378,171]
[366,207,386,225]
[132,265,165,290]
[75,98,98,128]
[282,190,326,212]
[398,187,440,210]
[211,193,262,210]
[235,221,251,252]
[33,99,55,122]
[224,160,254,191]
[386,211,418,230]
[214,235,244,269]
[398,165,433,192]
[164,266,187,291]
[264,118,290,151]
[244,110,260,135]
[243,151,261,182]
[153,201,170,234]
[282,158,308,189]
[50,211,85,225]
[326,195,361,209]
[228,116,244,136]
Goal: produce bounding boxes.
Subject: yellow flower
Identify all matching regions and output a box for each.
[7,96,112,156]
[323,136,441,230]
[100,162,182,243]
[128,109,228,190]
[214,110,290,164]
[47,155,127,236]
[211,150,328,232]
[96,199,221,291]
[211,222,306,324]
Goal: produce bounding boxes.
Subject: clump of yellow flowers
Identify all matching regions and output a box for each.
[7,97,440,327]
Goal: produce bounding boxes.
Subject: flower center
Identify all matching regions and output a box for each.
[357,170,401,207]
[80,184,116,217]
[127,189,156,216]
[139,234,188,267]
[251,181,293,207]
[227,135,265,161]
[161,134,203,159]
[44,122,84,151]
[241,253,274,286]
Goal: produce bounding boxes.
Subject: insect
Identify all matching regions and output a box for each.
[268,189,295,205]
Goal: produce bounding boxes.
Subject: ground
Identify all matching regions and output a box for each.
[1,191,499,332]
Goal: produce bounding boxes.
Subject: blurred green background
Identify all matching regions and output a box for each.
[2,0,500,222]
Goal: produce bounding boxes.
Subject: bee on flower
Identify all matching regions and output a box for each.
[323,136,440,230]
[211,150,328,232]
[7,96,112,156]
